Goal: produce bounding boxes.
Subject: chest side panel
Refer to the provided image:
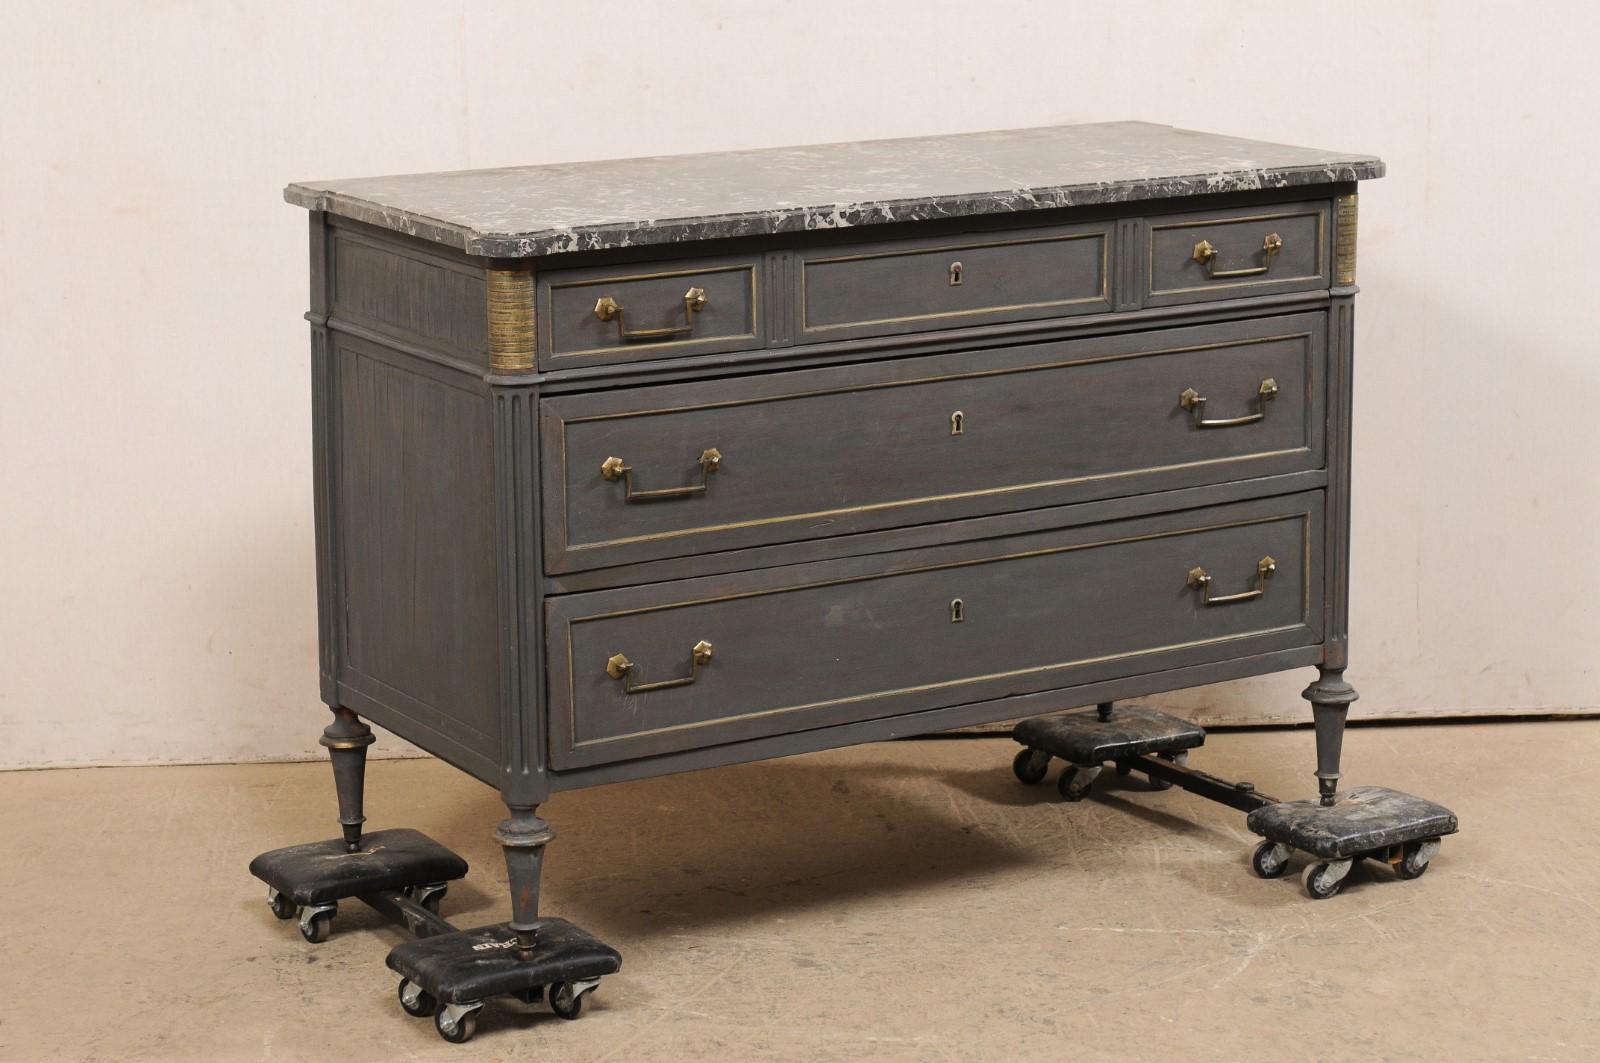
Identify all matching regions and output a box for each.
[333,334,501,778]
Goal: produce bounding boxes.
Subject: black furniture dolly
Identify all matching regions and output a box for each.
[1012,702,1459,900]
[251,816,619,1044]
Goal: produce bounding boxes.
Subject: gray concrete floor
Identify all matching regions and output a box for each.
[3,720,1596,1061]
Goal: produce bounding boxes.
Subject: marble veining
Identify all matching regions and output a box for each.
[285,122,1384,259]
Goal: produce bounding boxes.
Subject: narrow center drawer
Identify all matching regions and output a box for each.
[798,222,1112,341]
[546,493,1324,769]
[540,312,1326,573]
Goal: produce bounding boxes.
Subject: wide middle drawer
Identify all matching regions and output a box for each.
[540,312,1325,573]
[546,492,1324,769]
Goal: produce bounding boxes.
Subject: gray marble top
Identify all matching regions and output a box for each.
[285,122,1382,259]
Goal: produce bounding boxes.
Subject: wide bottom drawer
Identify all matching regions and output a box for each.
[545,492,1324,769]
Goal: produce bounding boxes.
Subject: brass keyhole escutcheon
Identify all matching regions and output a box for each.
[950,598,965,623]
[949,261,963,286]
[950,411,965,436]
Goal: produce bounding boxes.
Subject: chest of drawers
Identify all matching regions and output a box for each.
[284,122,1381,953]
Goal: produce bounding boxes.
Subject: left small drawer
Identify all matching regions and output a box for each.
[538,254,763,368]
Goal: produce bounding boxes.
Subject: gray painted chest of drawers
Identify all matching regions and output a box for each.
[285,122,1382,945]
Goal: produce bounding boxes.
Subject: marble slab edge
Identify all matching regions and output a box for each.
[285,160,1383,260]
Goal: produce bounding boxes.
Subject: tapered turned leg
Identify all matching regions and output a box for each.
[496,806,555,961]
[1302,667,1359,806]
[320,707,375,851]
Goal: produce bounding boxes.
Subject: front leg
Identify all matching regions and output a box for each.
[1302,666,1359,805]
[496,806,555,961]
[320,707,375,851]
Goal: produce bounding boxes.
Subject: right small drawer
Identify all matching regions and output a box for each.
[1145,201,1330,306]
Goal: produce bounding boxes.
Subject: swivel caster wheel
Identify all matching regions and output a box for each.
[266,888,296,921]
[298,903,336,943]
[1393,838,1439,880]
[1302,860,1351,900]
[1012,748,1050,785]
[407,882,449,915]
[1149,751,1187,791]
[550,978,600,1020]
[1250,841,1291,879]
[397,978,437,1018]
[1057,765,1098,802]
[434,1001,483,1044]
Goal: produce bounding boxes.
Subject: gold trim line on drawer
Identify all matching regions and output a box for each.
[562,332,1310,423]
[571,513,1310,621]
[1334,194,1358,285]
[555,331,1315,552]
[571,626,1309,750]
[800,231,1110,333]
[547,265,758,359]
[486,269,536,372]
[568,448,1309,551]
[1147,209,1327,295]
[561,511,1315,751]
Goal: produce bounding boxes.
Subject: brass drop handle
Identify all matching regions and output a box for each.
[593,286,708,342]
[600,448,721,503]
[606,640,713,694]
[1179,378,1278,428]
[1188,556,1276,606]
[1192,232,1283,278]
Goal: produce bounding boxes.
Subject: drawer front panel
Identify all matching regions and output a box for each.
[1146,202,1329,306]
[798,223,1112,341]
[541,312,1325,573]
[538,254,761,367]
[547,494,1324,768]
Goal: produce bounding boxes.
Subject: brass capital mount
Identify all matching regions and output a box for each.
[487,269,536,373]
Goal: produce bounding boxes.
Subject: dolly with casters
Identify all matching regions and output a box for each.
[1010,701,1459,899]
[248,711,620,1044]
[1245,786,1458,900]
[1011,701,1205,801]
[389,918,621,1043]
[250,834,620,1045]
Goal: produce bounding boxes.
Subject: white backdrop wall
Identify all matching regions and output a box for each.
[3,1,1597,769]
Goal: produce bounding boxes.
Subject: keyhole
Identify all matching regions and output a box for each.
[950,411,965,436]
[950,598,965,623]
[949,261,963,286]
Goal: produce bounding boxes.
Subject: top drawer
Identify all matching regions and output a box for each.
[537,253,762,368]
[797,222,1112,342]
[1145,201,1330,306]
